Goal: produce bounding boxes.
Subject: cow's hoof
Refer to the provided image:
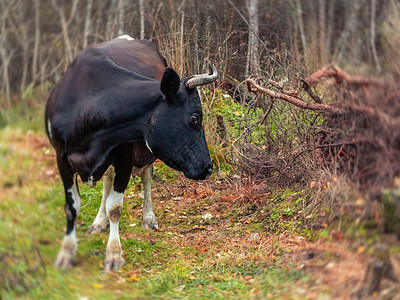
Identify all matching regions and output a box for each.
[142,219,159,230]
[103,254,125,272]
[54,250,76,269]
[88,223,108,234]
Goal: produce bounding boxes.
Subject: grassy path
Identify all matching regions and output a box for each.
[1,127,395,299]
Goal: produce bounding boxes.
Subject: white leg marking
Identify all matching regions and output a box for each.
[89,166,114,234]
[55,228,77,268]
[104,187,125,272]
[70,177,81,215]
[117,34,135,40]
[142,165,158,229]
[55,176,80,268]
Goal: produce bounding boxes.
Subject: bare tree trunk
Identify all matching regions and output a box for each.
[83,0,93,48]
[246,0,260,76]
[294,0,308,59]
[318,0,326,65]
[178,0,186,74]
[370,0,381,71]
[334,0,364,63]
[118,0,125,35]
[52,0,78,64]
[7,0,31,93]
[149,2,163,41]
[32,0,40,86]
[106,0,118,39]
[0,1,13,106]
[204,12,212,71]
[139,0,145,39]
[193,0,200,73]
[325,0,334,53]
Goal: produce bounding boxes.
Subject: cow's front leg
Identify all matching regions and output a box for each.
[104,186,125,272]
[141,164,158,229]
[55,153,81,268]
[88,166,114,234]
[103,145,132,272]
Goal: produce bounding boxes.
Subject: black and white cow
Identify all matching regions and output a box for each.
[45,35,217,272]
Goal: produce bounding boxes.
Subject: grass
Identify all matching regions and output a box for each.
[0,122,313,299]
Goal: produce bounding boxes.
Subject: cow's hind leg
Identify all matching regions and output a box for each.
[141,164,158,229]
[103,145,133,272]
[88,166,114,234]
[54,153,81,268]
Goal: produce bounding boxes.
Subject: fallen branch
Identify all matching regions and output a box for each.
[304,64,385,87]
[247,72,399,127]
[300,79,322,104]
[246,78,343,113]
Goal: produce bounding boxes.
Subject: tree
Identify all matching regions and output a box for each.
[246,0,260,76]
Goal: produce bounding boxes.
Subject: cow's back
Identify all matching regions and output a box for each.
[94,38,167,80]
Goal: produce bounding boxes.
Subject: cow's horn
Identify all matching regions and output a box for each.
[186,64,218,89]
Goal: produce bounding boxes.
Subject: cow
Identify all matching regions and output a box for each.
[45,35,217,272]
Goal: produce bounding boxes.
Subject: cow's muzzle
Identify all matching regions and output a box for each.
[185,163,213,180]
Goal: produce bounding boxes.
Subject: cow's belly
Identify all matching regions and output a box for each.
[68,141,155,184]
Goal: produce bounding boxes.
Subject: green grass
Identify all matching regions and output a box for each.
[0,126,315,299]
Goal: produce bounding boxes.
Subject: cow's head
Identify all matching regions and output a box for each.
[145,65,218,180]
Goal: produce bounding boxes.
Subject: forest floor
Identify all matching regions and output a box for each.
[1,127,400,299]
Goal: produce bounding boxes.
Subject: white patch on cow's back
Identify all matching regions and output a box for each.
[118,34,134,41]
[47,119,53,142]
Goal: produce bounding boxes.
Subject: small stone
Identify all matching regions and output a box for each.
[249,233,261,240]
[202,213,212,221]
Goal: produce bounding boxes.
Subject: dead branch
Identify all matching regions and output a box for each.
[300,79,322,104]
[246,78,343,113]
[304,64,385,87]
[247,67,400,127]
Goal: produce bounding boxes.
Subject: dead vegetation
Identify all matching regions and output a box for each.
[237,65,400,204]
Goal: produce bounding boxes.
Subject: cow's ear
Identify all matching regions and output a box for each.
[160,68,180,97]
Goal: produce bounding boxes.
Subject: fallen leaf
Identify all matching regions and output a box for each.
[174,285,186,291]
[357,246,365,254]
[92,284,103,289]
[126,274,140,282]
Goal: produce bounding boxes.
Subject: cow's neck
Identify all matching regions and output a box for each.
[92,87,163,148]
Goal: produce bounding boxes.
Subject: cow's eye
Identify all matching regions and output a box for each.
[190,114,199,126]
